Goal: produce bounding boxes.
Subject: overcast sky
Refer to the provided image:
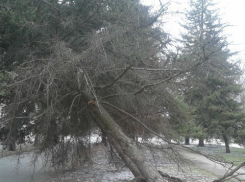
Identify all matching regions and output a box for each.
[141,0,245,60]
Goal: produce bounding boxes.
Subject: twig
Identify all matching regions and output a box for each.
[100,65,132,91]
[213,161,245,182]
[61,0,103,40]
[102,101,170,143]
[40,0,60,11]
[131,67,181,71]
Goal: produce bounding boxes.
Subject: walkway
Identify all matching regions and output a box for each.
[179,146,245,182]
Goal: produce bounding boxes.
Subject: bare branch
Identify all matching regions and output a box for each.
[100,65,132,91]
[131,67,181,72]
[134,46,225,95]
[40,0,60,11]
[213,161,245,182]
[102,101,170,143]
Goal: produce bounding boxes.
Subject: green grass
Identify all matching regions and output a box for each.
[190,145,245,166]
[223,148,245,165]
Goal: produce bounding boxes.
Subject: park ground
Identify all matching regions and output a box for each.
[0,140,245,182]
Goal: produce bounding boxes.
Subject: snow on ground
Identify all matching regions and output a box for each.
[180,147,245,182]
[44,144,134,182]
[0,134,244,182]
[136,136,245,149]
[0,152,52,182]
[189,138,245,149]
[45,144,216,182]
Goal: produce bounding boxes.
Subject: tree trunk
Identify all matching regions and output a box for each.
[185,137,190,145]
[197,137,205,147]
[34,134,38,146]
[85,96,166,182]
[222,134,230,153]
[107,135,141,177]
[8,136,16,151]
[101,131,107,147]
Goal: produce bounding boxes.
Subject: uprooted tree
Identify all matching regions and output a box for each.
[1,0,245,181]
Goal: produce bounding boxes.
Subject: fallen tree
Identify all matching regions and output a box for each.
[1,0,185,181]
[86,96,166,182]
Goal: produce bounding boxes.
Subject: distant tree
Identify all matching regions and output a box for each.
[181,0,244,151]
[163,95,200,144]
[192,77,244,152]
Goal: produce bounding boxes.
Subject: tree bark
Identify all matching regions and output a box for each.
[222,134,230,153]
[107,135,141,177]
[84,96,166,182]
[197,137,205,147]
[185,137,190,145]
[34,135,39,146]
[7,135,16,151]
[101,131,107,146]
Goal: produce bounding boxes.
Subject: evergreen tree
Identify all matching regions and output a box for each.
[181,0,244,152]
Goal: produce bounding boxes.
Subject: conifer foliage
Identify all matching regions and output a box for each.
[0,1,184,181]
[181,0,244,152]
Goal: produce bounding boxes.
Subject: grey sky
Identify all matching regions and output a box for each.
[141,0,245,59]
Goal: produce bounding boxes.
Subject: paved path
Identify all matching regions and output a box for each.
[179,147,245,182]
[0,153,51,182]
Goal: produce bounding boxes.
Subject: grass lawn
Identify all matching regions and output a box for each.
[190,144,245,166]
[223,147,245,165]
